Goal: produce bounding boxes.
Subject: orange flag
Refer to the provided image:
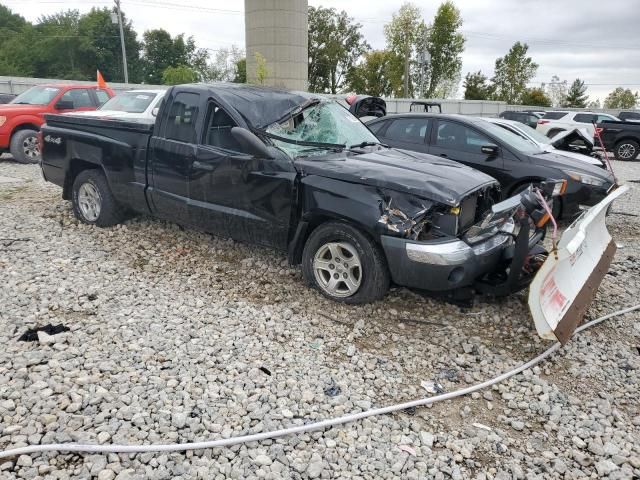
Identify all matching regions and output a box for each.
[97,70,108,89]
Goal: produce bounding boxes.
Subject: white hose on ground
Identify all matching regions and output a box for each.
[1,303,639,460]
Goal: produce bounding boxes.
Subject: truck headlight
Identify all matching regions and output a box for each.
[0,116,6,127]
[562,170,609,187]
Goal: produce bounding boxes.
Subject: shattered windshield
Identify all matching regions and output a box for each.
[265,101,380,158]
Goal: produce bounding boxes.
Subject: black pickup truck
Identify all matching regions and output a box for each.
[596,120,640,160]
[41,83,557,303]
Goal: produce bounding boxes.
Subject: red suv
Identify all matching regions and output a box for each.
[0,84,114,163]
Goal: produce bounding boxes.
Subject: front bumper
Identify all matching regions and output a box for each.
[381,233,512,293]
[0,132,10,150]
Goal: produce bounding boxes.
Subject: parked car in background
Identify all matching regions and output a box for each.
[0,84,114,163]
[536,111,619,138]
[486,117,605,168]
[596,120,640,160]
[40,83,560,304]
[0,93,16,104]
[368,113,615,219]
[618,111,640,123]
[66,89,166,121]
[498,110,542,128]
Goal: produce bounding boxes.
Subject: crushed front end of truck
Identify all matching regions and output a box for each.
[379,181,566,302]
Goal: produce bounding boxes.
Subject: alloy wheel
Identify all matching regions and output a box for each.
[77,182,102,222]
[313,241,362,298]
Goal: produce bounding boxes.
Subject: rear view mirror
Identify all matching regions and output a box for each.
[55,100,75,110]
[481,144,499,156]
[231,127,274,159]
[151,107,159,117]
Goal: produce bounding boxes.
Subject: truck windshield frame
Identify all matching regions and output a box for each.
[264,101,379,159]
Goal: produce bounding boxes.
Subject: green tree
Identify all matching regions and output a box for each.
[492,42,538,104]
[588,99,601,109]
[545,75,567,107]
[31,10,84,79]
[31,8,141,82]
[0,6,38,76]
[520,87,551,107]
[345,50,394,97]
[77,8,142,83]
[422,1,465,98]
[307,6,369,93]
[233,58,246,83]
[203,46,243,82]
[142,30,208,84]
[603,87,639,109]
[253,52,269,85]
[563,79,588,108]
[162,65,198,85]
[463,71,493,100]
[384,2,423,97]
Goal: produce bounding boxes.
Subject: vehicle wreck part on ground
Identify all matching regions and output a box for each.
[2,304,639,460]
[17,324,70,342]
[529,185,629,344]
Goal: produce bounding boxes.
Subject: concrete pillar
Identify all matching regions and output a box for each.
[245,0,308,91]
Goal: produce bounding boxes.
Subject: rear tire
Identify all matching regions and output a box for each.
[302,221,390,304]
[613,140,639,161]
[10,129,40,164]
[71,169,124,227]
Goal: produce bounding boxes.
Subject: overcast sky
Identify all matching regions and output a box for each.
[3,0,640,102]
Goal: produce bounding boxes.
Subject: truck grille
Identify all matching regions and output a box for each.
[459,186,500,234]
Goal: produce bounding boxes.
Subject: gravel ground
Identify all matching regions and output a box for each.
[0,157,639,480]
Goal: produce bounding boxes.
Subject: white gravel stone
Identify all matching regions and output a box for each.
[1,160,639,478]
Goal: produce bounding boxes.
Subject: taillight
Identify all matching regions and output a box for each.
[538,119,549,125]
[595,127,603,135]
[37,131,44,151]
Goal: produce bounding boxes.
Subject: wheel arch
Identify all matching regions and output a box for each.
[62,158,104,200]
[288,212,380,265]
[10,123,41,137]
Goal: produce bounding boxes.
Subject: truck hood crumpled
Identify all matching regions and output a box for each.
[295,148,498,206]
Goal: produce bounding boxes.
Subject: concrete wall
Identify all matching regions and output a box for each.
[245,0,308,91]
[0,76,622,116]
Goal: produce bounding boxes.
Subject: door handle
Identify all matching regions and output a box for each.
[192,160,214,171]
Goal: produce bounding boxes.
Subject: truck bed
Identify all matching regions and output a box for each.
[41,114,155,213]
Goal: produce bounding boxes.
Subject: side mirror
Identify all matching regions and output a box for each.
[231,127,274,159]
[481,144,499,157]
[151,107,159,117]
[55,100,75,110]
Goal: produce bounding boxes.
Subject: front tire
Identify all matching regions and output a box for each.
[302,222,390,304]
[72,169,124,227]
[10,129,40,164]
[613,140,639,161]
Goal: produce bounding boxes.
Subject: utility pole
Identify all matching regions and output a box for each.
[114,0,129,84]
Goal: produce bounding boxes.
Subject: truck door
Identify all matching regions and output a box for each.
[188,100,297,250]
[148,91,201,224]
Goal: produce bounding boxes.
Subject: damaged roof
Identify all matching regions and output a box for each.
[183,82,316,129]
